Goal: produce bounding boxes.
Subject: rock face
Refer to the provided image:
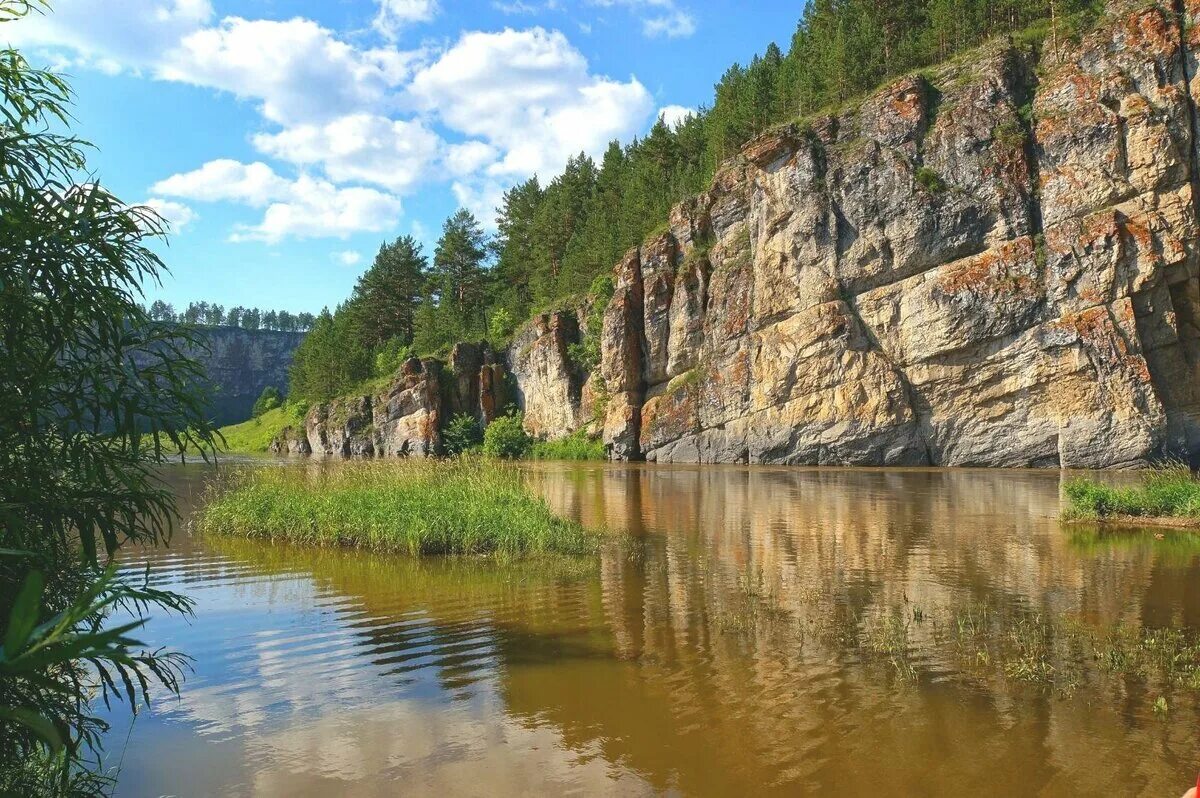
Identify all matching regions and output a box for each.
[286,2,1200,469]
[274,344,506,458]
[187,327,304,426]
[506,311,587,439]
[597,2,1200,468]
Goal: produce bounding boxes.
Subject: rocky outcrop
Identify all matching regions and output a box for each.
[597,2,1200,468]
[506,311,586,439]
[283,2,1200,469]
[181,327,304,425]
[273,344,505,458]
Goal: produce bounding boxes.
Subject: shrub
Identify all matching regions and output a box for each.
[914,166,946,193]
[443,413,483,456]
[529,431,606,461]
[252,386,283,418]
[374,336,412,378]
[487,307,516,347]
[483,413,531,459]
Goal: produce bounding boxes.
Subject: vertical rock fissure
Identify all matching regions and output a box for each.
[1014,46,1045,241]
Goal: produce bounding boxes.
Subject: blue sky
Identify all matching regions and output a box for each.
[5,0,803,315]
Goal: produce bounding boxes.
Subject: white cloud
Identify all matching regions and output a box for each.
[153,161,403,243]
[445,141,500,177]
[374,0,439,40]
[143,197,197,231]
[158,16,418,125]
[232,176,402,243]
[4,0,213,71]
[151,159,291,206]
[253,114,442,193]
[658,104,695,128]
[588,0,695,39]
[409,28,653,179]
[642,10,695,38]
[334,250,363,267]
[451,179,509,229]
[8,4,671,243]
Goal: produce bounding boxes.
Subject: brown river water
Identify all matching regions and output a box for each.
[102,463,1200,797]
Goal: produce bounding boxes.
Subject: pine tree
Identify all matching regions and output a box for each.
[426,209,489,342]
[351,235,427,348]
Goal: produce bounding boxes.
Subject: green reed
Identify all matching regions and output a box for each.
[1063,466,1200,522]
[528,431,607,461]
[198,459,599,559]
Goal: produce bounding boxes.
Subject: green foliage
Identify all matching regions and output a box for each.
[199,460,598,558]
[529,431,607,461]
[0,5,217,790]
[487,307,516,347]
[482,414,532,459]
[252,386,283,418]
[373,336,412,379]
[288,307,373,402]
[566,277,616,374]
[350,236,427,349]
[443,413,483,456]
[914,166,946,193]
[1063,467,1200,521]
[216,403,307,453]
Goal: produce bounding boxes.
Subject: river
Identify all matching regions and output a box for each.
[101,462,1200,796]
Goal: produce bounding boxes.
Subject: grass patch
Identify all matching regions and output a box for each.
[529,430,606,461]
[199,459,599,559]
[216,403,307,453]
[1063,466,1200,522]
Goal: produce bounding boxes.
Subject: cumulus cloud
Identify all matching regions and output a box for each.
[334,250,363,267]
[143,197,198,231]
[657,104,695,128]
[151,159,292,206]
[153,161,402,243]
[374,0,439,40]
[9,2,670,241]
[253,114,442,194]
[409,28,653,179]
[4,0,213,71]
[158,16,418,125]
[231,177,403,243]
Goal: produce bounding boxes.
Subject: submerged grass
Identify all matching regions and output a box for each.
[1063,466,1200,523]
[199,459,599,559]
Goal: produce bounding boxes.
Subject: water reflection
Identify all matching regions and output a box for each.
[105,464,1200,796]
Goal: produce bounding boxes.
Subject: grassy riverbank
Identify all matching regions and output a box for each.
[1063,467,1200,525]
[199,460,598,558]
[215,403,306,453]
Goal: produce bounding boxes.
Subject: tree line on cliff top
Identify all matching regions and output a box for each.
[288,0,1104,404]
[144,300,316,332]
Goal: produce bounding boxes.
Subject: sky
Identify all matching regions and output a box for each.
[3,0,803,314]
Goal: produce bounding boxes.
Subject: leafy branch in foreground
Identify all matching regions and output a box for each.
[0,1,218,793]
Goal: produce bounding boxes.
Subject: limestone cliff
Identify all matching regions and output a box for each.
[186,326,304,426]
[287,1,1200,468]
[588,0,1200,468]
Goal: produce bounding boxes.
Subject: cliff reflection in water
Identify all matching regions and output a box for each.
[108,464,1200,797]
